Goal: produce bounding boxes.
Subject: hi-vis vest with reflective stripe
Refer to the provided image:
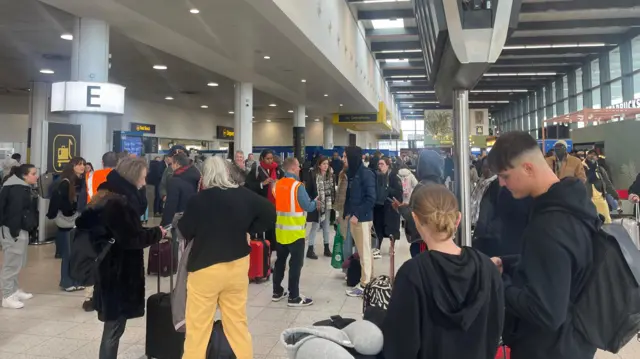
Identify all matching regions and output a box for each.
[86,168,112,203]
[274,177,306,245]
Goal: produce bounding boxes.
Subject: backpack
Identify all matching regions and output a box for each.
[548,207,640,353]
[206,320,236,359]
[69,228,114,286]
[362,239,396,326]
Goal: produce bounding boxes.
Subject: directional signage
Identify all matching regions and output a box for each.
[51,81,126,114]
[47,122,81,173]
[336,114,378,123]
[216,126,235,140]
[130,122,156,134]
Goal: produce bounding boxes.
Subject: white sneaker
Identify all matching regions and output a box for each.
[2,294,24,309]
[15,290,33,301]
[372,249,382,259]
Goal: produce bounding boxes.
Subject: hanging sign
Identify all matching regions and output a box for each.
[47,122,82,173]
[51,81,126,114]
[130,122,156,134]
[216,126,235,139]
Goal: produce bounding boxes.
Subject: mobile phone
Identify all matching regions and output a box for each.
[162,224,173,231]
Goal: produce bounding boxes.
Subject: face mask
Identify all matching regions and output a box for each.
[555,147,566,160]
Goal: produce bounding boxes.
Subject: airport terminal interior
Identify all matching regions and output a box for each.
[1,0,640,358]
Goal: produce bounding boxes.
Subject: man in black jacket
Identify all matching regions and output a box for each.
[161,153,201,228]
[148,156,166,217]
[487,131,598,359]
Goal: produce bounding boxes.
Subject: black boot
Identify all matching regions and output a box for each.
[307,247,318,260]
[324,244,332,257]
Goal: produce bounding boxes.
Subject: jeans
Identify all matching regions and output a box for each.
[273,238,305,299]
[153,185,163,214]
[58,228,80,289]
[0,227,28,298]
[337,217,355,258]
[308,218,330,247]
[99,317,127,359]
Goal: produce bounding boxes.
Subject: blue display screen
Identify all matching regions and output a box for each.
[122,136,143,157]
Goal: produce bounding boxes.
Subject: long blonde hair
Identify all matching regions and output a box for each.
[202,156,238,190]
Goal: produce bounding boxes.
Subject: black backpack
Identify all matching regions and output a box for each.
[69,228,114,286]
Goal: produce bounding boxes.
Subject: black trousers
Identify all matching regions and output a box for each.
[273,238,305,299]
[153,185,163,214]
[99,317,127,359]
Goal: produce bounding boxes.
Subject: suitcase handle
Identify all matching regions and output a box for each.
[156,236,175,294]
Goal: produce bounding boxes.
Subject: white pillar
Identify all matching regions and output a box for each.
[69,18,110,167]
[323,116,334,149]
[293,105,305,161]
[234,82,253,156]
[29,82,51,244]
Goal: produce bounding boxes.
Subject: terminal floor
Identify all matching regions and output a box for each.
[0,222,638,359]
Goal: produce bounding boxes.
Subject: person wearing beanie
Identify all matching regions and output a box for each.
[343,146,376,297]
[545,140,585,182]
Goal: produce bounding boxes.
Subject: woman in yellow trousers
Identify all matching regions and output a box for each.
[178,156,276,359]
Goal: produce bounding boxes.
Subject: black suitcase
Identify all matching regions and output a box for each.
[145,239,185,359]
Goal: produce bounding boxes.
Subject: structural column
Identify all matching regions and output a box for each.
[234,82,253,157]
[69,18,110,168]
[323,116,334,150]
[452,90,472,247]
[293,105,305,161]
[28,82,50,244]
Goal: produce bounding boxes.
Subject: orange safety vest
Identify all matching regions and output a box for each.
[273,177,306,245]
[86,168,112,203]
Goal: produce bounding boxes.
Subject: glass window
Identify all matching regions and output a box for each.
[591,59,600,87]
[541,87,546,107]
[610,47,622,79]
[576,68,583,94]
[562,76,569,99]
[611,80,623,106]
[592,87,601,109]
[577,94,583,110]
[563,99,569,115]
[633,35,640,71]
[551,82,557,103]
[634,72,640,99]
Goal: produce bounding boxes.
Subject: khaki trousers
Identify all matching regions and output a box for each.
[350,221,374,285]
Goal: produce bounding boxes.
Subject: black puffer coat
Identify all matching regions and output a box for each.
[75,170,162,322]
[0,175,38,238]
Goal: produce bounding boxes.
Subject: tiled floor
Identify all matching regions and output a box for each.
[0,222,638,358]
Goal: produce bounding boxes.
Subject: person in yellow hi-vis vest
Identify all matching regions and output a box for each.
[272,157,319,307]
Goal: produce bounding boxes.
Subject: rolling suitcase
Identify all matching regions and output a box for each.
[146,238,185,359]
[148,241,178,277]
[612,203,640,250]
[249,236,271,283]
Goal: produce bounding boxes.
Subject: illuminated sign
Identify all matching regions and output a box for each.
[606,98,640,109]
[336,114,378,123]
[130,122,156,134]
[47,122,82,173]
[51,81,126,114]
[216,126,235,139]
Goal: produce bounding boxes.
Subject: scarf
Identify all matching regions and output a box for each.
[316,171,333,221]
[260,161,279,204]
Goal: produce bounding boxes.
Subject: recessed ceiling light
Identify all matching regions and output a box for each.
[252,116,255,119]
[165,96,174,100]
[252,120,257,123]
[201,105,209,109]
[190,8,200,14]
[372,18,404,30]
[39,69,54,74]
[288,110,294,113]
[207,82,219,87]
[263,55,271,59]
[228,111,234,114]
[305,115,309,118]
[301,79,307,83]
[60,34,73,41]
[339,104,343,107]
[266,119,272,123]
[153,65,167,70]
[324,94,329,97]
[314,118,320,122]
[269,104,277,107]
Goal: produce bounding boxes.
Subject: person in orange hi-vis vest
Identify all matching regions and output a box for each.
[81,151,119,313]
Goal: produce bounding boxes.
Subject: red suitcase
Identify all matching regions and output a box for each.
[495,344,510,359]
[148,241,178,277]
[249,238,271,283]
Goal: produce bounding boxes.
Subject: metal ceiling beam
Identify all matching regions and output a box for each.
[371,41,420,52]
[383,68,426,77]
[366,27,418,37]
[501,47,614,56]
[494,57,583,66]
[375,52,423,60]
[358,9,414,21]
[521,0,638,12]
[488,65,574,73]
[517,18,640,31]
[506,34,624,46]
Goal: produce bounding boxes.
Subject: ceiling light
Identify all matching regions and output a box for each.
[153,65,167,70]
[269,104,277,107]
[314,118,320,122]
[228,111,234,114]
[288,110,294,113]
[263,55,271,59]
[339,104,343,107]
[483,72,557,77]
[207,82,219,87]
[324,94,329,97]
[165,96,174,100]
[201,105,209,109]
[305,115,309,118]
[266,119,272,123]
[385,59,409,63]
[252,120,257,123]
[39,69,54,74]
[190,8,200,14]
[301,79,307,83]
[371,19,405,30]
[60,34,73,41]
[362,0,409,3]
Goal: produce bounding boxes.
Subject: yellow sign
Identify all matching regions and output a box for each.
[135,125,151,132]
[53,135,77,172]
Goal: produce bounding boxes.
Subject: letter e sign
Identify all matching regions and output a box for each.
[86,85,101,108]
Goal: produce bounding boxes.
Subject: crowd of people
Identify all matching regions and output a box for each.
[1,134,639,359]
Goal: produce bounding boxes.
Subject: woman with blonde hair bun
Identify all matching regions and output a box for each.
[382,184,504,359]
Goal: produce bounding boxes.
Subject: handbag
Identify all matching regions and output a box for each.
[331,224,344,269]
[55,211,78,229]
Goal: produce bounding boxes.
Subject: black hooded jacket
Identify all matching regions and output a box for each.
[383,247,504,359]
[398,150,444,241]
[161,165,201,226]
[75,170,162,322]
[501,178,598,359]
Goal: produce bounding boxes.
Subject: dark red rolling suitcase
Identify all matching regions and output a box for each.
[249,237,271,283]
[146,239,184,359]
[148,241,177,277]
